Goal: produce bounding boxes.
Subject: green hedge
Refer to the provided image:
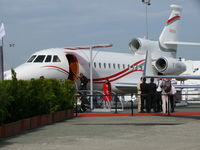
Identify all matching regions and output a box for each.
[0,77,76,125]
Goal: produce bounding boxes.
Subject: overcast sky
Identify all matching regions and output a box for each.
[1,0,200,70]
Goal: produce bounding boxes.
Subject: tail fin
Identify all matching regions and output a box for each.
[159,5,182,53]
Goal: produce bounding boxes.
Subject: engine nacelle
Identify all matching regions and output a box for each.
[155,57,186,75]
[129,38,157,55]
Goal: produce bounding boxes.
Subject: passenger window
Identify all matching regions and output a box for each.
[108,63,111,69]
[123,64,125,69]
[118,64,120,69]
[34,55,45,63]
[104,63,106,69]
[128,65,130,68]
[94,62,96,68]
[113,64,115,69]
[99,63,101,68]
[45,55,52,62]
[27,55,36,62]
[53,55,61,62]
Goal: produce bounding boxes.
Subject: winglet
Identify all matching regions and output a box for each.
[143,51,155,76]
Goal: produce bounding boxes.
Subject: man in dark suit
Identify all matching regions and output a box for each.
[79,73,88,90]
[148,77,157,112]
[140,77,149,112]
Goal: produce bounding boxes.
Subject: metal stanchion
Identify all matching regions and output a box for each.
[75,96,78,117]
[90,95,93,111]
[167,96,170,116]
[115,94,118,113]
[131,98,134,116]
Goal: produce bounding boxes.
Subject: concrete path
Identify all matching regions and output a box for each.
[1,114,200,150]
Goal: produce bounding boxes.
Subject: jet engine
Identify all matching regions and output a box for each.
[155,57,186,75]
[129,38,157,55]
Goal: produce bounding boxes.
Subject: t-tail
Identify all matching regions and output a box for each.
[159,4,200,56]
[129,5,185,57]
[159,5,182,55]
[129,4,200,76]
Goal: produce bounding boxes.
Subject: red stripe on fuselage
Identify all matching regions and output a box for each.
[93,70,143,83]
[109,70,143,82]
[42,65,69,75]
[42,59,144,83]
[93,59,145,82]
[166,16,180,24]
[93,68,129,81]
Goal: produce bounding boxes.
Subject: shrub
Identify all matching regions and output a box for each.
[0,77,76,125]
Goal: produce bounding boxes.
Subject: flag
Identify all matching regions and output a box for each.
[0,23,5,40]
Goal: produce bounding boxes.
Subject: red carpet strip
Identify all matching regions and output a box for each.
[75,112,200,117]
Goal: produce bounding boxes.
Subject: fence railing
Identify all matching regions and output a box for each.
[74,90,200,117]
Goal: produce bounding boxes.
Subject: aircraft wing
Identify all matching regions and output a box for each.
[174,84,200,89]
[144,75,200,81]
[164,41,200,46]
[114,83,137,88]
[114,82,137,93]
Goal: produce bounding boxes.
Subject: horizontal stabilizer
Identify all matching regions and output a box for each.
[164,41,200,46]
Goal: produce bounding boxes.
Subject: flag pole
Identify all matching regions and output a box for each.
[0,37,4,80]
[90,46,93,110]
[0,23,5,81]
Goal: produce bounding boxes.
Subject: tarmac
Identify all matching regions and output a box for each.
[1,104,200,150]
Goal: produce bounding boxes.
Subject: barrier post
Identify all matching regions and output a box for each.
[167,96,170,116]
[131,98,134,116]
[115,94,118,113]
[75,95,78,117]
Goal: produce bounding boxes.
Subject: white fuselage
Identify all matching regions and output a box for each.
[4,48,147,93]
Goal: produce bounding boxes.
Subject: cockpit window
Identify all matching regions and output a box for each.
[45,55,52,62]
[27,55,37,62]
[53,55,61,62]
[34,55,45,63]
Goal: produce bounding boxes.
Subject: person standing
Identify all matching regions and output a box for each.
[140,77,149,113]
[148,77,157,113]
[137,77,143,113]
[156,78,163,112]
[169,84,176,112]
[79,73,88,90]
[161,79,172,113]
[102,79,112,109]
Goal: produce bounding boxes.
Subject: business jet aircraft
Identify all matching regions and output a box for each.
[4,4,200,94]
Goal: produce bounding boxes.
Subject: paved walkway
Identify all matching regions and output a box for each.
[1,113,200,150]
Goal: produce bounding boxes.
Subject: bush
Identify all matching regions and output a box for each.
[0,77,76,125]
